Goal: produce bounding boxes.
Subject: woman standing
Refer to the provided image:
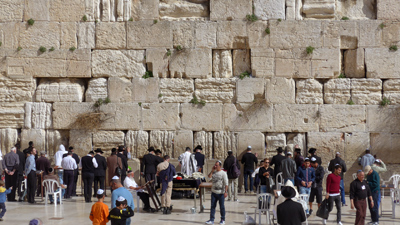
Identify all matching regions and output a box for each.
[258,158,274,194]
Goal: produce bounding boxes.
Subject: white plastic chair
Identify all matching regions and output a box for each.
[42,179,62,206]
[298,197,309,225]
[276,173,283,191]
[130,190,141,213]
[382,174,400,199]
[255,193,273,225]
[391,188,400,219]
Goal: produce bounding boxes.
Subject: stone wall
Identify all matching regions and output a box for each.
[1,0,400,191]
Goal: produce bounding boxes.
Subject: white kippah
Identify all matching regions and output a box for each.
[117,196,125,202]
[336,152,341,155]
[97,189,104,195]
[248,146,252,149]
[112,176,120,180]
[311,157,317,162]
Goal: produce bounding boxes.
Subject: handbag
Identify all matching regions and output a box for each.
[316,199,330,219]
[115,157,122,177]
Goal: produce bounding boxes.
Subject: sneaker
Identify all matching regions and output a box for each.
[220,220,225,225]
[323,219,327,225]
[205,220,214,224]
[309,209,313,215]
[338,222,343,225]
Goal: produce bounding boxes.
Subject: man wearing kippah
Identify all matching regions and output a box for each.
[110,177,134,225]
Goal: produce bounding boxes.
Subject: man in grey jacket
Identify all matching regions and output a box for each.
[280,152,297,185]
[361,149,375,169]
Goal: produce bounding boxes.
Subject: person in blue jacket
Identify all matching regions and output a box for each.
[296,158,315,213]
[0,180,12,221]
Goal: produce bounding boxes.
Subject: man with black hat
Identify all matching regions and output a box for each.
[194,145,205,172]
[94,148,107,197]
[80,151,98,202]
[223,150,240,201]
[117,146,128,183]
[277,186,306,225]
[308,157,324,216]
[141,147,162,183]
[270,147,285,181]
[280,152,297,185]
[328,152,347,206]
[64,146,80,196]
[308,148,321,165]
[294,146,304,169]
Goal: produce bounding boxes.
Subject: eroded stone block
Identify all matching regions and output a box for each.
[237,132,265,159]
[36,79,85,102]
[172,21,195,49]
[270,21,322,48]
[142,103,179,130]
[320,105,366,132]
[212,50,232,78]
[233,50,251,77]
[213,131,237,160]
[194,131,213,159]
[85,78,108,102]
[159,79,194,103]
[127,21,172,49]
[351,79,382,105]
[365,48,400,79]
[77,22,95,49]
[49,0,85,22]
[195,78,236,103]
[0,74,36,103]
[265,78,295,104]
[324,78,351,104]
[0,22,20,49]
[273,104,319,132]
[69,129,92,156]
[254,0,285,20]
[287,133,306,154]
[19,22,60,49]
[173,130,193,158]
[21,129,46,152]
[169,49,212,78]
[377,0,400,20]
[367,106,400,133]
[370,133,400,164]
[93,130,125,151]
[96,22,126,49]
[0,0,24,22]
[210,0,252,21]
[131,0,159,21]
[247,21,269,48]
[265,133,286,156]
[223,103,273,132]
[24,102,52,129]
[149,130,174,157]
[0,128,18,156]
[383,79,400,104]
[0,103,25,128]
[146,48,169,78]
[336,0,376,20]
[307,132,345,167]
[296,79,323,104]
[181,103,223,131]
[236,78,265,103]
[344,48,365,78]
[195,22,217,49]
[251,48,275,78]
[302,0,335,19]
[132,78,159,103]
[216,21,248,49]
[160,0,208,19]
[125,130,149,158]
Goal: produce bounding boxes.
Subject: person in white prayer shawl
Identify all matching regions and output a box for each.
[178,147,197,177]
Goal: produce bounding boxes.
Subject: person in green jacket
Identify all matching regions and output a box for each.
[365,166,380,225]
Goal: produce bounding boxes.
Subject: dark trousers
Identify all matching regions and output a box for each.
[93,176,105,196]
[137,192,150,208]
[27,171,37,203]
[63,170,74,198]
[121,173,126,184]
[36,176,42,197]
[16,174,24,199]
[4,172,17,201]
[145,173,155,189]
[72,169,78,196]
[243,169,254,192]
[327,195,341,222]
[210,193,225,222]
[0,203,5,218]
[368,190,380,222]
[82,172,94,202]
[354,199,367,225]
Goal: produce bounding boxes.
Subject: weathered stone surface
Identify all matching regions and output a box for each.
[324,79,351,104]
[172,21,195,49]
[0,74,36,102]
[270,21,322,48]
[131,0,159,21]
[232,50,251,77]
[296,79,323,104]
[344,48,365,78]
[237,132,265,159]
[24,102,52,129]
[273,104,319,132]
[169,49,212,78]
[210,0,252,21]
[223,103,273,132]
[382,22,400,47]
[35,79,85,102]
[265,133,286,156]
[142,103,179,130]
[0,128,18,156]
[236,78,265,103]
[132,78,159,103]
[173,130,193,158]
[85,78,108,102]
[337,21,358,50]
[69,129,92,156]
[365,48,400,79]
[0,22,20,49]
[302,0,335,19]
[92,50,146,78]
[383,79,400,105]
[49,0,85,22]
[286,133,306,154]
[19,22,60,49]
[344,132,370,169]
[0,0,23,22]
[146,48,169,78]
[370,133,400,164]
[351,79,382,105]
[307,132,345,167]
[195,22,217,49]
[0,103,25,128]
[213,131,237,159]
[216,21,248,49]
[321,21,339,48]
[311,48,340,78]
[96,22,126,49]
[159,79,194,103]
[24,0,49,21]
[93,130,125,152]
[21,129,46,152]
[125,130,149,158]
[127,21,172,49]
[247,21,269,49]
[160,0,208,19]
[194,131,213,159]
[108,77,132,102]
[320,105,366,132]
[359,21,382,48]
[275,48,311,78]
[254,0,285,20]
[149,130,174,157]
[77,22,95,49]
[195,78,235,103]
[212,50,232,78]
[46,130,69,158]
[181,103,223,131]
[377,0,400,20]
[61,22,77,49]
[251,48,275,78]
[336,0,376,20]
[265,78,295,104]
[367,106,400,133]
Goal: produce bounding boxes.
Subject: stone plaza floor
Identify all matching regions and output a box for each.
[3,192,400,225]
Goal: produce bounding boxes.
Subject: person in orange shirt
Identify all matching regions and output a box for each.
[90,189,109,225]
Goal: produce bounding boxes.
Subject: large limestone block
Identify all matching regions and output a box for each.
[311,48,340,78]
[159,79,194,103]
[273,104,319,132]
[125,130,149,158]
[287,133,306,154]
[172,21,195,49]
[0,22,20,49]
[344,49,365,78]
[19,22,60,49]
[24,102,52,129]
[35,79,85,102]
[146,48,169,78]
[46,130,69,158]
[216,21,248,49]
[149,130,174,157]
[195,22,217,49]
[254,0,285,20]
[233,50,251,77]
[265,78,295,104]
[69,129,92,156]
[132,78,159,103]
[0,103,25,128]
[169,49,212,78]
[0,74,36,102]
[24,0,50,21]
[338,21,359,50]
[247,21,269,48]
[251,48,275,78]
[106,75,132,101]
[223,103,273,132]
[336,0,375,20]
[302,0,335,19]
[77,22,95,49]
[319,105,366,132]
[61,22,77,49]
[382,22,400,47]
[127,21,172,49]
[321,21,339,48]
[370,133,400,164]
[213,131,237,159]
[0,0,23,22]
[210,0,252,21]
[131,0,159,21]
[142,103,180,130]
[344,132,370,184]
[383,79,400,105]
[324,79,351,104]
[359,21,382,48]
[49,0,85,21]
[212,50,232,78]
[181,103,223,131]
[296,79,323,104]
[367,106,400,133]
[159,0,208,19]
[307,132,345,168]
[377,0,400,20]
[173,130,193,158]
[195,78,236,103]
[93,131,125,152]
[237,132,265,159]
[92,50,146,78]
[270,21,322,48]
[351,79,382,105]
[265,133,286,156]
[365,48,400,79]
[194,131,213,159]
[0,128,18,156]
[236,78,265,103]
[21,129,46,152]
[85,78,108,102]
[275,48,312,78]
[96,22,126,49]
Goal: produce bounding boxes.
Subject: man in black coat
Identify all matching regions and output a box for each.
[241,146,258,193]
[328,152,347,206]
[15,144,26,202]
[223,150,240,201]
[93,148,107,197]
[141,147,162,183]
[270,147,285,181]
[277,186,306,225]
[308,157,325,216]
[194,145,205,172]
[308,148,322,165]
[81,151,98,203]
[117,146,128,183]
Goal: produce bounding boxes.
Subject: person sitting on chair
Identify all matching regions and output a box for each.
[124,170,155,212]
[277,186,306,225]
[43,168,66,204]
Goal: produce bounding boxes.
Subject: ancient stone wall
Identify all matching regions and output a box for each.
[1,0,400,190]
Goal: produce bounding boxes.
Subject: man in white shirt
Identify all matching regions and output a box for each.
[124,170,154,212]
[61,151,77,199]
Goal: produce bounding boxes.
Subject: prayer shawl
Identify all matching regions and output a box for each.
[158,161,176,195]
[178,151,197,176]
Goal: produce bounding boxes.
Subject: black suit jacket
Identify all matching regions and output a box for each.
[117,153,128,176]
[94,154,107,177]
[271,154,286,178]
[16,150,26,175]
[277,199,306,225]
[194,152,205,169]
[141,153,162,174]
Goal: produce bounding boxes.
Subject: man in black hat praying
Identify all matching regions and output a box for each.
[94,148,107,197]
[277,186,306,225]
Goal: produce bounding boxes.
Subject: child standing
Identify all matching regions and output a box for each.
[0,180,12,221]
[89,189,109,225]
[108,196,134,225]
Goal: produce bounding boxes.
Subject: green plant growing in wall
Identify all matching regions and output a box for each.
[379,23,386,29]
[306,46,315,55]
[167,49,172,56]
[69,46,76,52]
[277,19,282,22]
[265,28,270,34]
[138,102,142,107]
[27,18,35,26]
[239,71,251,80]
[190,95,206,106]
[142,71,153,79]
[49,47,55,52]
[82,15,88,22]
[129,17,133,21]
[94,97,111,108]
[380,97,391,106]
[347,99,354,105]
[158,94,163,98]
[39,46,47,53]
[95,20,98,24]
[246,14,258,22]
[341,16,349,20]
[0,41,2,47]
[175,45,183,51]
[389,45,398,51]
[17,46,22,51]
[153,20,158,24]
[338,73,346,78]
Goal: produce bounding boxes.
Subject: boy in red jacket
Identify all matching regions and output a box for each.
[324,164,342,225]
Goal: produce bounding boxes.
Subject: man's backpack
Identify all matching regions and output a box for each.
[229,158,241,179]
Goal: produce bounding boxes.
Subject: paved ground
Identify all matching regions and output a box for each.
[3,192,400,224]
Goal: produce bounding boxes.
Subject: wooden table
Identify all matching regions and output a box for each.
[199,182,212,213]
